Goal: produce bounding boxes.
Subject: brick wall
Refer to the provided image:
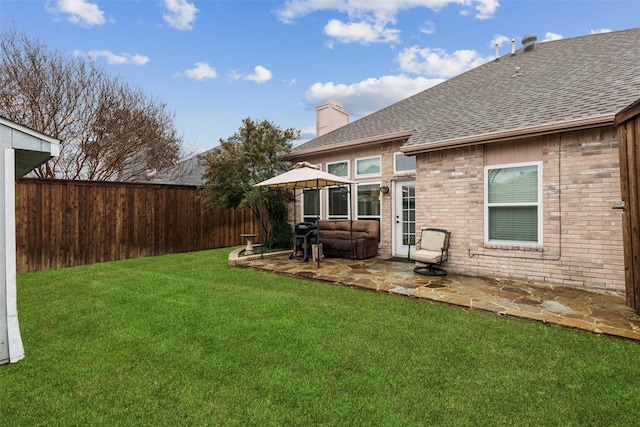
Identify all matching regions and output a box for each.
[290,126,624,290]
[291,141,411,256]
[415,127,624,291]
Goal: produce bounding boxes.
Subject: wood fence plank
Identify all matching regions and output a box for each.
[14,180,260,272]
[617,108,640,312]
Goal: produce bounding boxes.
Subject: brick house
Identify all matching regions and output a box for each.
[287,28,640,291]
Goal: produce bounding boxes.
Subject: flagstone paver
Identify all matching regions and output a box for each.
[230,250,640,341]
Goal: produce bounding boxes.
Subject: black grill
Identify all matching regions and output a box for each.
[295,222,317,234]
[292,222,318,261]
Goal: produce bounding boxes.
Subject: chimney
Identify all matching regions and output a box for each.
[316,99,349,137]
[522,34,538,52]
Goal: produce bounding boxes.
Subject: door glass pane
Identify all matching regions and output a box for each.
[402,185,416,246]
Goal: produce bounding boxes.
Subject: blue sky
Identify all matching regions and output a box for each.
[1,1,638,156]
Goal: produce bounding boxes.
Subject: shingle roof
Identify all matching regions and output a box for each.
[293,28,640,155]
[148,151,209,186]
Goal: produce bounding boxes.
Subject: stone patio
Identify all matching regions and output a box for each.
[230,249,640,341]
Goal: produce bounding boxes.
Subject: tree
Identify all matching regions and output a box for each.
[200,118,299,248]
[0,27,183,181]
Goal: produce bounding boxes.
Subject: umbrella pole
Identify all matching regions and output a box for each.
[316,179,320,268]
[259,187,264,259]
[292,188,297,257]
[349,183,354,260]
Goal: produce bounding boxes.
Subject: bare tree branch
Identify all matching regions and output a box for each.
[0,27,184,181]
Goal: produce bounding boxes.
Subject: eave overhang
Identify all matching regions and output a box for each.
[286,130,414,160]
[0,117,60,179]
[401,115,615,155]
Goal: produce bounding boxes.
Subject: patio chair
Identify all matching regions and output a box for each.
[408,228,451,276]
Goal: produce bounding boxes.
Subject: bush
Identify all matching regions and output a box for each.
[266,198,292,249]
[269,221,293,249]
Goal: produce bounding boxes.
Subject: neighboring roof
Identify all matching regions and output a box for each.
[0,116,60,179]
[292,28,640,156]
[148,150,210,186]
[255,161,354,189]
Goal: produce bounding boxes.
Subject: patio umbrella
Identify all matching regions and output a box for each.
[254,162,355,267]
[255,161,354,189]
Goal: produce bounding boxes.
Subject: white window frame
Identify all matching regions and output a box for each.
[355,156,381,178]
[327,160,350,178]
[484,161,543,245]
[356,182,381,241]
[327,185,350,220]
[393,152,416,174]
[301,187,322,223]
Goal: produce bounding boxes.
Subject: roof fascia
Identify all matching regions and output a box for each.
[615,99,640,125]
[402,115,615,155]
[0,116,60,146]
[286,130,413,159]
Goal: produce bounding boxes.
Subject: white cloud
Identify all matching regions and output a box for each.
[85,50,149,65]
[396,45,491,78]
[324,18,400,44]
[245,66,273,83]
[277,1,499,46]
[473,0,500,20]
[277,1,500,24]
[490,34,511,56]
[298,126,317,141]
[163,0,199,31]
[230,66,273,83]
[541,32,563,42]
[420,21,436,35]
[228,70,242,81]
[590,28,612,35]
[490,34,510,48]
[48,0,106,27]
[183,62,218,80]
[305,74,444,117]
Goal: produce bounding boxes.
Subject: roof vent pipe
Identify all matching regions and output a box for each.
[510,39,516,55]
[495,43,499,59]
[522,34,538,51]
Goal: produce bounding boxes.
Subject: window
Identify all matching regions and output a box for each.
[485,162,541,244]
[327,161,349,178]
[327,161,350,219]
[302,188,320,223]
[357,183,381,240]
[394,152,416,174]
[328,186,349,219]
[356,156,381,177]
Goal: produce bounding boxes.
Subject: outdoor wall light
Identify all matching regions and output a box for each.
[380,185,390,195]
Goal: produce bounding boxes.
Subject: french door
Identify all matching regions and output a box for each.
[393,181,416,257]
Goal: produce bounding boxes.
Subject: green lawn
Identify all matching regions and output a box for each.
[2,248,639,426]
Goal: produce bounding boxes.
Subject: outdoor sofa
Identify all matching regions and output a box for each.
[317,219,379,260]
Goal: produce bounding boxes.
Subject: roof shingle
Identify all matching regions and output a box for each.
[293,28,640,154]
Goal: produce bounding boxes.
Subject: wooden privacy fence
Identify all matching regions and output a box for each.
[15,179,261,272]
[616,100,640,313]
